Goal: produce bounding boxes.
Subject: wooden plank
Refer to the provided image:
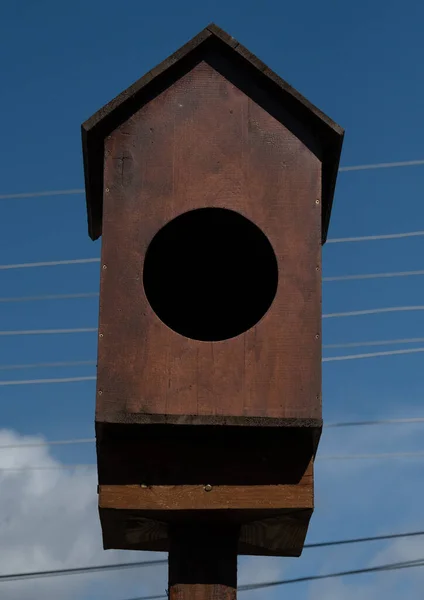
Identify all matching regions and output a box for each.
[97,59,322,425]
[99,480,313,512]
[99,506,312,556]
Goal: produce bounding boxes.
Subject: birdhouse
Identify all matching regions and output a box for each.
[82,24,343,558]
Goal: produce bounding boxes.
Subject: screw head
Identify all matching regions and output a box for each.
[204,484,213,492]
[315,199,320,205]
[99,333,103,338]
[105,188,110,193]
[315,334,320,340]
[102,264,107,270]
[98,390,103,396]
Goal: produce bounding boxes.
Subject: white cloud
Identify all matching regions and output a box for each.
[1,421,423,600]
[0,429,166,600]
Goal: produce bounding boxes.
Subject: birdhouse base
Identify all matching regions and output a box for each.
[98,457,313,557]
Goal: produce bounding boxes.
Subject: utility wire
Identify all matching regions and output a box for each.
[1,269,423,288]
[326,417,424,428]
[0,559,166,582]
[0,346,422,376]
[0,258,100,270]
[2,449,424,471]
[323,347,424,362]
[322,306,424,319]
[116,558,424,600]
[0,328,97,337]
[238,558,424,592]
[323,269,424,282]
[2,551,424,586]
[0,189,85,200]
[2,347,423,385]
[0,360,96,371]
[323,337,424,349]
[0,293,99,303]
[2,337,424,371]
[1,417,424,451]
[304,530,424,549]
[327,230,424,243]
[2,304,423,338]
[338,158,424,172]
[0,376,96,386]
[0,156,422,201]
[323,306,424,318]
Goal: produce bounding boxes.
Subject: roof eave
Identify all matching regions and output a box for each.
[82,23,344,243]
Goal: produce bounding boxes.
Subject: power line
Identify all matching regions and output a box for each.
[0,342,424,376]
[0,258,100,271]
[318,450,424,460]
[0,156,422,202]
[3,304,424,338]
[0,189,85,200]
[0,558,424,584]
[338,158,424,172]
[2,338,423,372]
[2,347,423,385]
[0,438,95,449]
[2,268,423,285]
[327,230,424,243]
[3,448,424,471]
[0,328,97,337]
[323,347,424,362]
[323,337,424,349]
[237,558,424,592]
[326,417,424,428]
[323,269,424,282]
[0,558,166,582]
[304,530,424,549]
[0,376,96,386]
[0,293,99,303]
[1,417,423,451]
[119,556,424,600]
[323,306,424,318]
[0,360,96,371]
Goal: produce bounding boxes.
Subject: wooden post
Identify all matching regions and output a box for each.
[168,524,239,600]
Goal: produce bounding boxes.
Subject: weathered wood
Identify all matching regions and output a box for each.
[98,59,322,427]
[169,524,238,600]
[81,23,344,559]
[99,476,313,512]
[82,24,343,242]
[99,506,312,556]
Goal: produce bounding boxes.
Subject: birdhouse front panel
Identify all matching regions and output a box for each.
[96,58,322,426]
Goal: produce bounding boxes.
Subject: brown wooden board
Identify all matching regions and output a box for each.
[97,59,322,429]
[98,461,313,556]
[99,507,313,557]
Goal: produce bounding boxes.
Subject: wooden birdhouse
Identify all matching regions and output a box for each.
[82,24,343,558]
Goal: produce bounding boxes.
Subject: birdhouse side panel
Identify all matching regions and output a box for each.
[96,59,321,425]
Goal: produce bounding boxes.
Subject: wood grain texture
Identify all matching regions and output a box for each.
[168,524,238,600]
[99,480,312,512]
[97,59,322,425]
[99,506,312,557]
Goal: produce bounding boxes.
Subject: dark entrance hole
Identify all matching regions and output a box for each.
[143,208,278,341]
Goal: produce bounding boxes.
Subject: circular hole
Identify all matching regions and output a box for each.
[143,208,278,341]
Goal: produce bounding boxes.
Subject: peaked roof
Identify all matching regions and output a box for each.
[82,23,344,243]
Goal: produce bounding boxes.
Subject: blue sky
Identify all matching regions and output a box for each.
[1,1,424,599]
